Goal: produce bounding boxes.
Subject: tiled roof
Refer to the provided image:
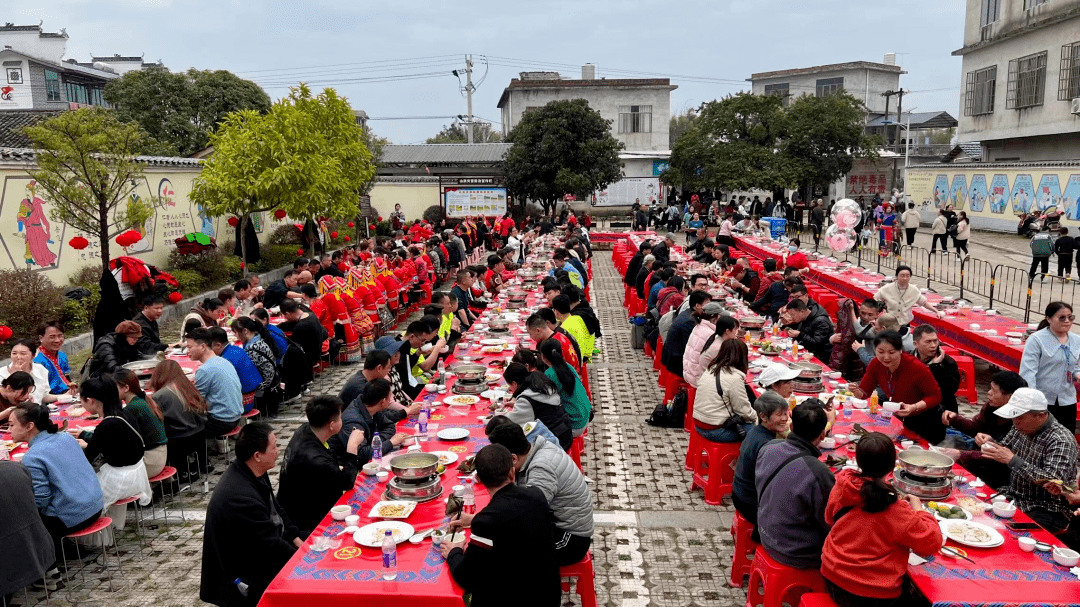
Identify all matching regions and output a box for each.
[865,111,958,129]
[941,142,984,163]
[498,77,676,108]
[749,61,905,81]
[0,111,63,147]
[380,143,512,165]
[91,55,143,62]
[0,147,204,167]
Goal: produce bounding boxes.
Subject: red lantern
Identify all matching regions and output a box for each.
[274,209,287,220]
[330,231,339,239]
[168,292,183,304]
[0,325,12,341]
[369,224,376,230]
[239,262,245,269]
[297,249,304,256]
[347,222,355,228]
[378,216,383,222]
[228,217,239,227]
[344,236,351,242]
[69,236,89,250]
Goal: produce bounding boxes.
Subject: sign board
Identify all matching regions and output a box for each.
[846,158,894,199]
[652,160,670,176]
[592,176,660,207]
[444,187,507,218]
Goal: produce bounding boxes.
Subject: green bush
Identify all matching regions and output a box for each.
[269,223,302,245]
[251,244,301,273]
[68,265,101,288]
[0,269,66,355]
[166,246,243,295]
[423,205,446,226]
[171,269,205,296]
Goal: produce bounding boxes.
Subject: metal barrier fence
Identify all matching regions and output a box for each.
[1028,274,1080,324]
[961,258,995,303]
[928,252,963,294]
[986,264,1031,315]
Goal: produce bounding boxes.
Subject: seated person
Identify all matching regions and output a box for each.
[277,396,363,537]
[86,320,144,379]
[725,264,759,303]
[912,324,961,414]
[328,378,412,463]
[114,368,169,478]
[208,327,263,413]
[262,269,302,310]
[779,299,834,362]
[440,444,561,607]
[755,401,835,569]
[278,299,330,369]
[502,363,573,451]
[978,388,1079,535]
[661,291,714,381]
[180,298,227,344]
[753,259,781,298]
[552,295,594,365]
[0,339,54,404]
[480,417,593,566]
[732,389,791,537]
[692,339,755,442]
[34,321,74,396]
[538,338,591,437]
[338,349,392,409]
[133,296,170,354]
[148,360,209,479]
[821,432,943,605]
[201,423,301,607]
[0,371,36,423]
[186,328,244,438]
[0,456,56,595]
[939,371,1026,489]
[852,331,944,444]
[751,276,799,321]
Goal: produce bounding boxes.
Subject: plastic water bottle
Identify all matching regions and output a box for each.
[418,405,430,440]
[372,434,383,462]
[463,477,476,515]
[0,441,9,461]
[234,578,249,597]
[437,359,446,382]
[382,530,398,580]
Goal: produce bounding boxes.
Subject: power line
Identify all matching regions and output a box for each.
[234,54,462,75]
[254,72,451,87]
[247,58,461,82]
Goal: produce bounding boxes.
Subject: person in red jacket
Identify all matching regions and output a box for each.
[784,237,809,270]
[821,432,943,606]
[852,331,944,444]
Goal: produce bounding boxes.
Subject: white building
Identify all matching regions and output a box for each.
[748,59,906,117]
[88,54,165,75]
[954,0,1080,161]
[0,23,119,111]
[496,65,676,208]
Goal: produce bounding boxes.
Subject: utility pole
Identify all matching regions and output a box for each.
[465,55,474,144]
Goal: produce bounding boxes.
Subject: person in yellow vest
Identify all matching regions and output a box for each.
[551,295,593,364]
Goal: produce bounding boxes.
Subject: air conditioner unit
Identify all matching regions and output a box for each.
[1072,97,1080,115]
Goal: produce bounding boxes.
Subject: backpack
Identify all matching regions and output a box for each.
[645,385,688,428]
[1031,233,1055,257]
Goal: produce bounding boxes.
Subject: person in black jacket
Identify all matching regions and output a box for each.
[262,270,302,310]
[912,324,961,414]
[276,396,363,537]
[780,299,835,361]
[201,423,300,607]
[624,241,652,289]
[1056,227,1076,279]
[133,296,169,354]
[277,299,328,368]
[86,320,145,379]
[441,444,560,607]
[634,256,657,300]
[327,379,411,463]
[662,292,714,378]
[752,276,800,321]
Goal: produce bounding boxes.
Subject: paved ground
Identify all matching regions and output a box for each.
[9,248,993,607]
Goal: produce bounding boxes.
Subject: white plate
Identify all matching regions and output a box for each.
[354,521,415,547]
[430,450,459,465]
[938,520,1004,548]
[367,500,417,519]
[443,395,480,406]
[924,501,973,521]
[479,339,507,346]
[437,427,471,441]
[481,389,508,401]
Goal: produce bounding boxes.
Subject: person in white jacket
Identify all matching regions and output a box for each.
[692,339,756,442]
[901,202,921,246]
[930,209,949,254]
[954,211,971,258]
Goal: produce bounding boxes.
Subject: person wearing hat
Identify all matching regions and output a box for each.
[86,320,144,379]
[979,387,1079,534]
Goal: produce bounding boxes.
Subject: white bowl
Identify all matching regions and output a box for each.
[826,371,842,380]
[883,402,902,413]
[1008,338,1023,345]
[330,505,352,521]
[376,470,389,482]
[345,514,360,527]
[991,502,1016,518]
[972,306,985,313]
[968,323,981,330]
[819,438,836,449]
[900,440,914,450]
[851,399,868,409]
[1054,547,1080,567]
[1018,537,1037,552]
[424,383,439,392]
[832,434,846,441]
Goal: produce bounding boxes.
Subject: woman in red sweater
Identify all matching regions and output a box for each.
[821,432,943,606]
[852,331,945,444]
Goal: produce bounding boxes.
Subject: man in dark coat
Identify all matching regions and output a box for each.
[913,324,962,414]
[0,461,55,596]
[133,296,169,354]
[442,444,560,607]
[623,241,652,288]
[662,291,713,379]
[86,320,144,379]
[201,423,300,607]
[277,299,329,368]
[780,299,835,362]
[277,396,363,537]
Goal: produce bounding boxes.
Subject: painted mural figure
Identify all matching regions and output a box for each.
[15,181,57,267]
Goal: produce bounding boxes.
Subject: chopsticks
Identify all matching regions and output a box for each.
[941,546,976,564]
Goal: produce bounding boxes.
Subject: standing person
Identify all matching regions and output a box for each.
[809,200,825,248]
[954,211,970,258]
[389,203,405,231]
[901,202,921,246]
[133,296,169,353]
[1055,227,1076,279]
[930,209,949,254]
[1020,301,1080,433]
[944,204,959,251]
[201,423,302,607]
[873,265,944,326]
[1029,229,1055,281]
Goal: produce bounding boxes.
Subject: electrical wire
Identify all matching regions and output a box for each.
[247,59,462,83]
[234,54,462,75]
[254,72,451,87]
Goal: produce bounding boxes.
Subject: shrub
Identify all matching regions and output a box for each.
[269,223,302,245]
[252,244,301,273]
[68,265,101,288]
[167,246,243,294]
[423,205,446,226]
[170,269,205,296]
[0,269,66,355]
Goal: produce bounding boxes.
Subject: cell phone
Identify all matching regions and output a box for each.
[1004,522,1041,531]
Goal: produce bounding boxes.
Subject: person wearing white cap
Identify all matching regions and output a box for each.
[980,387,1079,534]
[756,363,802,398]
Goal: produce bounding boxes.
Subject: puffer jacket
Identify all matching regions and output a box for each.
[785,303,834,362]
[682,319,717,388]
[506,387,573,451]
[87,332,144,379]
[518,435,593,538]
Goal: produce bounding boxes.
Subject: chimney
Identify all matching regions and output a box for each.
[581,63,596,80]
[883,53,896,66]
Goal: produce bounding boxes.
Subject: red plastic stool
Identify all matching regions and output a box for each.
[560,552,597,607]
[653,337,664,374]
[799,593,840,607]
[241,408,261,421]
[644,340,653,357]
[745,546,826,607]
[569,434,585,471]
[663,377,686,406]
[729,510,759,588]
[684,386,696,433]
[113,495,145,553]
[217,424,242,462]
[148,465,185,528]
[688,431,739,505]
[62,516,121,598]
[953,355,978,403]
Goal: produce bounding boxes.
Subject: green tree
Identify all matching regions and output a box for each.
[426,122,502,143]
[23,107,161,274]
[784,93,879,192]
[190,84,376,263]
[503,99,624,216]
[669,108,699,149]
[104,68,271,156]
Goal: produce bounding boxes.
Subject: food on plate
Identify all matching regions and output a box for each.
[946,521,992,544]
[480,345,505,354]
[759,343,785,355]
[372,527,404,543]
[485,374,502,384]
[457,455,476,474]
[377,504,410,518]
[925,502,968,519]
[488,359,508,369]
[446,395,479,406]
[955,496,984,515]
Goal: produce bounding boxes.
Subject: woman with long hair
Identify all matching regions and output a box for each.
[821,432,942,606]
[113,368,168,477]
[1020,301,1080,432]
[148,359,209,477]
[72,376,151,531]
[251,308,289,364]
[537,338,591,436]
[502,362,573,450]
[954,211,970,257]
[692,339,755,442]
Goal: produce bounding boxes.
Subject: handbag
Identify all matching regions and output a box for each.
[714,371,747,439]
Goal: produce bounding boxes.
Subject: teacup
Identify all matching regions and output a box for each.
[1018,537,1037,552]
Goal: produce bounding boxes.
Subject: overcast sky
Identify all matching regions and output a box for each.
[16,0,966,144]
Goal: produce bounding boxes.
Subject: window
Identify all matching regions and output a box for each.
[1059,41,1080,100]
[815,77,844,97]
[618,105,652,134]
[980,0,1000,39]
[1024,0,1048,9]
[763,83,790,105]
[1007,51,1047,109]
[44,69,61,102]
[965,66,997,115]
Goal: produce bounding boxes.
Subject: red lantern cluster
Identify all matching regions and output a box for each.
[0,325,12,341]
[69,236,89,250]
[330,231,339,239]
[377,216,383,222]
[115,230,142,247]
[273,209,287,220]
[228,217,239,227]
[347,222,355,228]
[168,292,183,304]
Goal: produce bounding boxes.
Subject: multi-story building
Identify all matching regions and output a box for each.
[953,0,1080,162]
[496,65,676,207]
[748,59,906,117]
[0,23,117,111]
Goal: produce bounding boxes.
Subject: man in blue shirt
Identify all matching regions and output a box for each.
[208,327,263,412]
[34,320,72,395]
[549,248,584,288]
[187,328,243,437]
[648,268,674,312]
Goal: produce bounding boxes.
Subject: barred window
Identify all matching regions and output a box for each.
[965,66,997,115]
[816,77,844,97]
[1024,0,1048,9]
[763,83,790,105]
[618,105,652,134]
[981,0,1000,26]
[44,69,61,102]
[1007,51,1047,109]
[1059,42,1080,100]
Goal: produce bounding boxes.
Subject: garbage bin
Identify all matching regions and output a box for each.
[630,314,647,350]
